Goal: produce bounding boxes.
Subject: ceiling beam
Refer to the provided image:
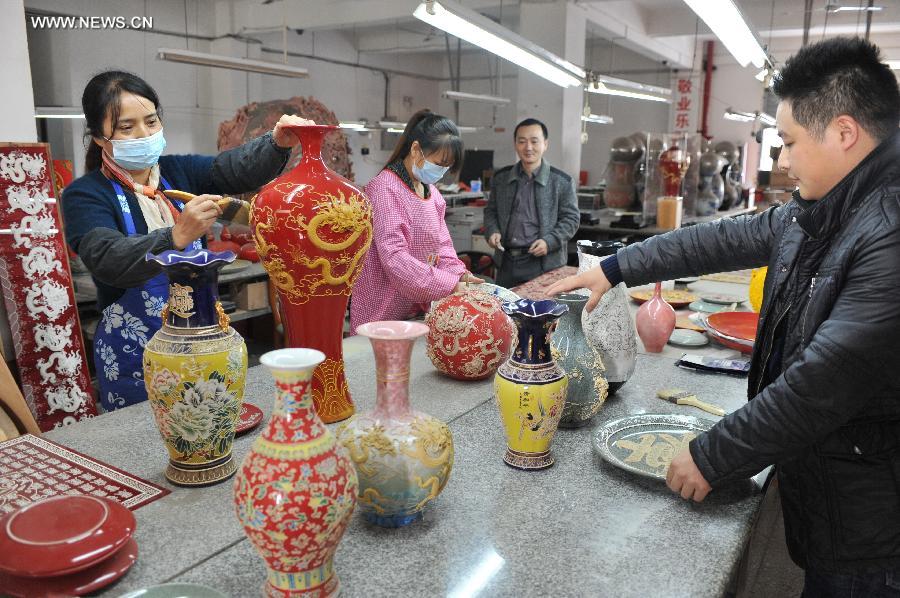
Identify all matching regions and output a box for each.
[231,0,502,33]
[576,1,694,69]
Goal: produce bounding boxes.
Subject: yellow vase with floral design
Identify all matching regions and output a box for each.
[494,299,569,470]
[143,250,248,486]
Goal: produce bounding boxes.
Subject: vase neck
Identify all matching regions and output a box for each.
[264,367,327,442]
[653,281,662,298]
[163,269,220,329]
[369,337,413,419]
[296,127,328,170]
[511,319,555,365]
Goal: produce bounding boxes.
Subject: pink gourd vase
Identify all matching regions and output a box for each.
[635,282,675,353]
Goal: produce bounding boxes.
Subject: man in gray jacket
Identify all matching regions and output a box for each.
[484,118,580,287]
[548,37,900,595]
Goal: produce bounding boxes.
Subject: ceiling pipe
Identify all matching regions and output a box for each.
[701,40,714,139]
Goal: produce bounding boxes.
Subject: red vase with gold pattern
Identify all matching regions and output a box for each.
[234,348,358,598]
[252,125,372,423]
[425,289,515,380]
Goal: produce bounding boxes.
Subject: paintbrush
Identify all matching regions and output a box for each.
[162,189,251,225]
[656,388,725,417]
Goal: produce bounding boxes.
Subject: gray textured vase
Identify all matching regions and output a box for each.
[575,241,637,394]
[551,293,609,427]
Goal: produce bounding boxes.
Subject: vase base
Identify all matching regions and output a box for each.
[318,404,355,424]
[362,510,423,528]
[503,447,553,470]
[265,568,339,598]
[607,381,626,395]
[558,416,596,429]
[165,454,236,487]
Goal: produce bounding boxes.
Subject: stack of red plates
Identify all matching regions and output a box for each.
[704,311,759,354]
[0,495,138,597]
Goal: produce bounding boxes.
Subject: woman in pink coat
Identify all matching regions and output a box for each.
[351,110,482,333]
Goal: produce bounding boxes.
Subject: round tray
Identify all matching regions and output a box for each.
[0,495,135,578]
[592,414,716,480]
[629,289,697,309]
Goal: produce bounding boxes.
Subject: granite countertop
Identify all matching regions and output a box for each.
[45,334,762,598]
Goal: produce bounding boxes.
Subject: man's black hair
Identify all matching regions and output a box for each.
[514,118,549,140]
[773,37,900,141]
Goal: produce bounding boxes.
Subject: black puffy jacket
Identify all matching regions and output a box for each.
[617,132,900,573]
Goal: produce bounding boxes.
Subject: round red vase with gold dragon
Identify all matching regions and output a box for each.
[252,125,372,423]
[425,289,515,381]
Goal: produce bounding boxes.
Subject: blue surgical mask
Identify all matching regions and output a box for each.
[412,150,450,185]
[106,128,166,170]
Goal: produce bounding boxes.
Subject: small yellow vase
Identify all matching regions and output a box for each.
[494,299,569,470]
[749,266,768,312]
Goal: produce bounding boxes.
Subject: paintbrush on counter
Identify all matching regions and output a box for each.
[162,189,251,225]
[657,388,725,417]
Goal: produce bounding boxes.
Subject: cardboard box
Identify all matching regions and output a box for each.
[235,280,269,311]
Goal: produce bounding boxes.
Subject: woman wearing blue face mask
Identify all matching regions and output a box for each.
[62,70,312,411]
[350,109,483,333]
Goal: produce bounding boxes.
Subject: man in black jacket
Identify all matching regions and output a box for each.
[548,37,900,596]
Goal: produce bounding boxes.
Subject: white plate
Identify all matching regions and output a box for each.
[668,329,708,347]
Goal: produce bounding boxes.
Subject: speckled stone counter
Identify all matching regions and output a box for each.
[45,337,762,598]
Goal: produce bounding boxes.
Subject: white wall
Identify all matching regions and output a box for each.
[2,0,37,143]
[23,0,443,185]
[579,42,671,184]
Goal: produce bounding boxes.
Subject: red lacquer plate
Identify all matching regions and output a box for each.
[706,311,759,342]
[0,537,138,597]
[235,403,264,435]
[0,495,136,578]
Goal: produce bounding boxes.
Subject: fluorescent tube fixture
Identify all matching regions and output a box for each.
[442,90,511,105]
[724,108,775,126]
[581,113,614,125]
[157,48,309,78]
[413,0,585,88]
[682,0,768,68]
[34,107,85,119]
[886,60,900,70]
[588,81,672,104]
[827,4,883,12]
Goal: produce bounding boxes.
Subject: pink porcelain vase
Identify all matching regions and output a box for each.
[336,321,453,527]
[635,282,675,353]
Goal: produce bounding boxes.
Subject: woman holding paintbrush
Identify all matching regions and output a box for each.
[62,70,310,410]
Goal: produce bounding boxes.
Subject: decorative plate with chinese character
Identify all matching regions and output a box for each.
[592,414,716,480]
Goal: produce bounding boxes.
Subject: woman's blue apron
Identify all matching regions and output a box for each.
[94,178,202,410]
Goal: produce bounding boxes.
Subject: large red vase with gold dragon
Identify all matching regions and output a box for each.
[252,125,372,423]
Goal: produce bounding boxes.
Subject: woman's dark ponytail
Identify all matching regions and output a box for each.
[384,109,464,172]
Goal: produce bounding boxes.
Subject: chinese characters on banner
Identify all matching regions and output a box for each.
[0,144,97,431]
[671,74,701,133]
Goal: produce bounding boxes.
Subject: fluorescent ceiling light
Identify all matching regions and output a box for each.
[378,120,406,128]
[442,90,511,105]
[386,128,406,133]
[339,121,372,131]
[724,107,775,126]
[587,81,671,103]
[682,0,768,68]
[34,106,84,119]
[157,48,309,78]
[886,60,900,70]
[827,4,883,12]
[413,0,585,88]
[581,113,614,125]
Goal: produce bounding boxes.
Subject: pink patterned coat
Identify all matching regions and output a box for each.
[350,169,466,333]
